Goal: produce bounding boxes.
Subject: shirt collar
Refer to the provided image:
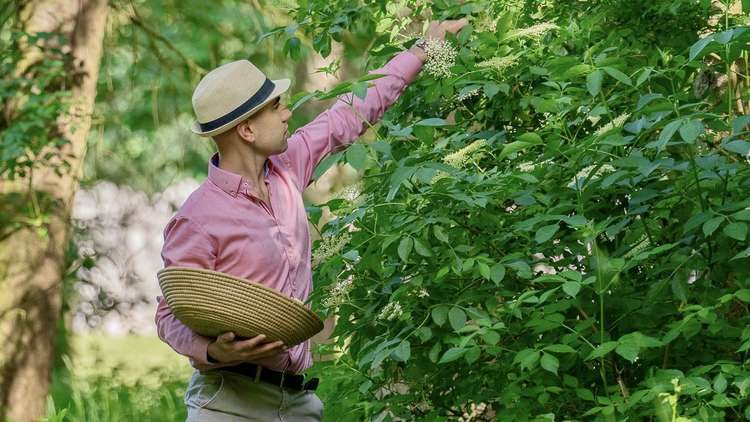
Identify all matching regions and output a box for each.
[208,153,272,197]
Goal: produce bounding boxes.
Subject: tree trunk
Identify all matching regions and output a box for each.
[0,1,108,421]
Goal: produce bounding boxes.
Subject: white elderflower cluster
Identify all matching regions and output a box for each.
[593,113,630,138]
[477,56,518,72]
[456,87,481,102]
[443,139,487,168]
[424,39,457,79]
[517,158,553,172]
[568,164,616,188]
[417,288,429,298]
[377,301,403,321]
[509,22,558,39]
[311,232,351,268]
[322,276,354,308]
[623,234,651,259]
[336,183,362,201]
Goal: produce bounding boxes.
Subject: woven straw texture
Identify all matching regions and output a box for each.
[157,267,323,346]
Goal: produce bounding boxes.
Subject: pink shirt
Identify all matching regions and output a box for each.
[155,51,422,374]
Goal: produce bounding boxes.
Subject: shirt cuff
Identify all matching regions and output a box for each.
[385,50,424,85]
[191,334,216,367]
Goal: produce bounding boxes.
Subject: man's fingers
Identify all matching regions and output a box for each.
[444,18,469,34]
[239,334,267,348]
[218,332,235,343]
[235,340,285,360]
[250,341,286,359]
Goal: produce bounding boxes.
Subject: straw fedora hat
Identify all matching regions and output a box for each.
[157,267,323,346]
[191,59,290,137]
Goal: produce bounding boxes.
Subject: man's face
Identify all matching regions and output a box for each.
[246,97,292,156]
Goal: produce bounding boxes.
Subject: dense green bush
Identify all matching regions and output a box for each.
[273,0,750,419]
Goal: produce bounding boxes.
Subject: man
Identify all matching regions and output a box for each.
[155,18,468,421]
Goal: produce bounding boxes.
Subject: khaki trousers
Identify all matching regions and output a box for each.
[184,369,324,421]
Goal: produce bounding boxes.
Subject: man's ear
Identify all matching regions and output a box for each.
[236,118,256,143]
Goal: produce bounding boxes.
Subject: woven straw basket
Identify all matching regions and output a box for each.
[157,267,324,346]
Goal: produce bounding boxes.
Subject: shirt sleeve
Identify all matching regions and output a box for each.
[281,50,423,191]
[155,216,223,369]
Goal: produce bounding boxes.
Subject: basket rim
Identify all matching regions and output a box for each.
[157,266,324,343]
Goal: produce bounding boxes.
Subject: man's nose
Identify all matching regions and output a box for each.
[282,109,292,121]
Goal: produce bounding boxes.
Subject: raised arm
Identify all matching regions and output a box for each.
[280,18,469,191]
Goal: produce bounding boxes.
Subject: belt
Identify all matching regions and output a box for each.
[221,362,319,392]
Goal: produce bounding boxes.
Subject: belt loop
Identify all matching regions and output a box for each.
[280,371,286,389]
[254,365,262,383]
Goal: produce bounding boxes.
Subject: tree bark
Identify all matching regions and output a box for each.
[0,1,108,421]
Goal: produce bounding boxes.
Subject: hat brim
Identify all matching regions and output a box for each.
[191,78,291,138]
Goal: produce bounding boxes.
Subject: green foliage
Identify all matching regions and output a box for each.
[83,0,298,193]
[292,0,750,419]
[0,28,72,180]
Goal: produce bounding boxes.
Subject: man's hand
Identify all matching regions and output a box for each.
[207,332,286,364]
[410,18,470,61]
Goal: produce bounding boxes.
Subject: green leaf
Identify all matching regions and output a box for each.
[723,222,748,241]
[736,289,750,302]
[602,66,632,86]
[413,238,434,257]
[428,342,441,363]
[448,307,467,331]
[703,216,725,237]
[482,330,500,345]
[714,374,727,394]
[438,347,466,364]
[431,305,449,327]
[544,344,577,353]
[636,93,664,111]
[535,223,559,244]
[562,281,581,297]
[653,119,682,152]
[397,237,413,262]
[732,115,750,135]
[391,340,411,362]
[513,348,540,370]
[345,143,368,170]
[289,91,317,112]
[415,118,451,127]
[313,153,341,180]
[478,261,491,280]
[689,35,714,61]
[724,140,750,155]
[586,69,603,97]
[351,81,368,100]
[433,225,449,243]
[518,132,543,144]
[732,247,750,260]
[586,341,617,360]
[498,140,539,160]
[490,263,506,285]
[636,67,653,86]
[464,346,481,364]
[679,119,704,143]
[357,73,386,83]
[540,352,559,374]
[615,341,639,362]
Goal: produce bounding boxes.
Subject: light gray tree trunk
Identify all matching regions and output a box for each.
[0,1,108,421]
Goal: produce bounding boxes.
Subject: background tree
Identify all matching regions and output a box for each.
[0,1,108,421]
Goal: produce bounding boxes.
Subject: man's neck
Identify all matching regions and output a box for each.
[217,147,268,191]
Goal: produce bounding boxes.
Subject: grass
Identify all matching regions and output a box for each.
[46,334,192,422]
[44,334,363,422]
